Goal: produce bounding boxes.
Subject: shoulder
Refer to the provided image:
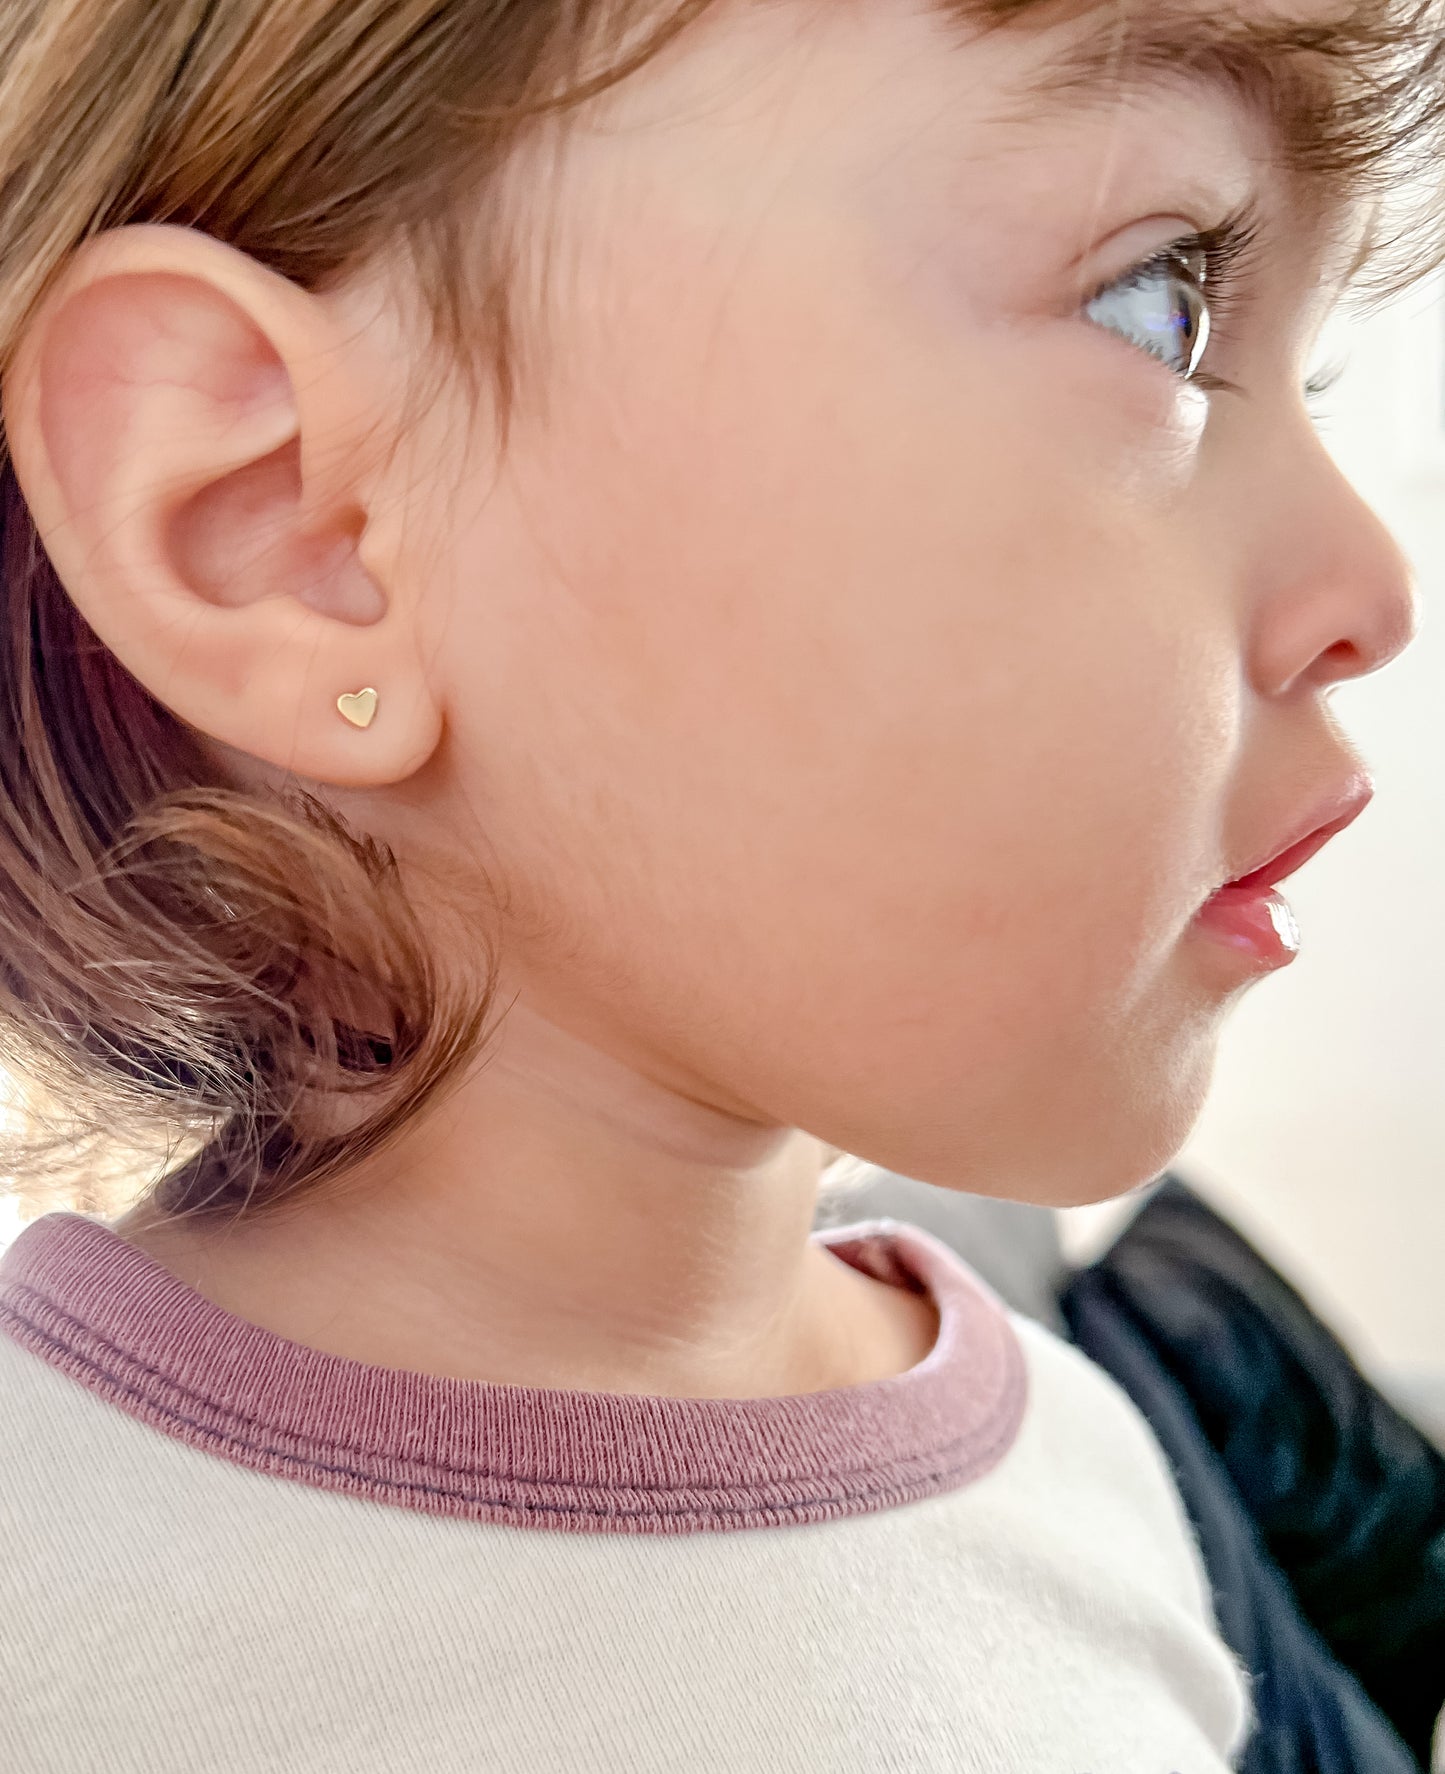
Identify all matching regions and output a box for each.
[1001,1312,1221,1622]
[911,1304,1253,1762]
[1009,1310,1181,1467]
[983,1314,1252,1757]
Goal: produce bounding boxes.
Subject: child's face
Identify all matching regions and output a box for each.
[373,0,1415,1204]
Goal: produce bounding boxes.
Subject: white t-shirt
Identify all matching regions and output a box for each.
[0,1210,1251,1771]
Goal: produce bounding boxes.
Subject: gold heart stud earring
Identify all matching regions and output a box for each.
[336,687,379,729]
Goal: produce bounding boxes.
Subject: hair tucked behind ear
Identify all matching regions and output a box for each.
[0,0,725,1221]
[0,0,1443,1222]
[0,459,487,1217]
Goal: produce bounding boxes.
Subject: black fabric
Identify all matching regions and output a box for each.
[1063,1176,1445,1773]
[1067,1266,1418,1774]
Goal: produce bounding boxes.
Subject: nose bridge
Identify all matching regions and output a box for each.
[1247,423,1419,700]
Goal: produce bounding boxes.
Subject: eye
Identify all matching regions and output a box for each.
[1084,244,1212,381]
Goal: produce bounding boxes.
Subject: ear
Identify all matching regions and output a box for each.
[1,224,442,788]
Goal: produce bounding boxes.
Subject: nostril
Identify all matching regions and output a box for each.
[1315,638,1368,684]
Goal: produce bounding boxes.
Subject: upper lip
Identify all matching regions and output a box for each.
[1222,772,1375,893]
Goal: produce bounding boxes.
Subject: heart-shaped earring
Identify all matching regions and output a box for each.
[337,687,379,729]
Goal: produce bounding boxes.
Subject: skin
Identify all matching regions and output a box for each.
[3,0,1417,1398]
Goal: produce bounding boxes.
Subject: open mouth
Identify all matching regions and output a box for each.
[1224,808,1366,895]
[1196,779,1374,971]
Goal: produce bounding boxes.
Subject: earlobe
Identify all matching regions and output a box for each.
[1,224,442,789]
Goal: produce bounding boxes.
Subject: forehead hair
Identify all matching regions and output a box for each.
[976,0,1445,290]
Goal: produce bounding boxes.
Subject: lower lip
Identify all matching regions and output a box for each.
[1192,883,1302,970]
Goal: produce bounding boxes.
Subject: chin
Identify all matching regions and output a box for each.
[868,1060,1214,1211]
[1013,1157,1177,1211]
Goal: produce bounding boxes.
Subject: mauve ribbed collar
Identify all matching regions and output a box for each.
[0,1210,1026,1535]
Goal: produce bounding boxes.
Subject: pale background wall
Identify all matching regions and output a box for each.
[1063,282,1445,1382]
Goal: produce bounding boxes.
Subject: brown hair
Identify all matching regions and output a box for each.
[0,0,1441,1223]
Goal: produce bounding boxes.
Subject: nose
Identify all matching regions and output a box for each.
[1246,434,1419,700]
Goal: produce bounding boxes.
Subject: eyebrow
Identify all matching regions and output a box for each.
[1004,1,1444,198]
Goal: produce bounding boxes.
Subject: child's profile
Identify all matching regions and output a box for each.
[0,0,1440,1768]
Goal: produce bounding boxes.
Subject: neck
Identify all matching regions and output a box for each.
[113,995,936,1398]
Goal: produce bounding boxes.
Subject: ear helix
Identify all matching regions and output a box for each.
[336,687,379,729]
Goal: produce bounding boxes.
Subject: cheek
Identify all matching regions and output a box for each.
[441,233,1241,1173]
[512,317,1223,903]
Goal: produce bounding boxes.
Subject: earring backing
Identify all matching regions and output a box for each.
[336,687,378,729]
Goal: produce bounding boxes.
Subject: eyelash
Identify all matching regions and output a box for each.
[1172,207,1260,393]
[1087,204,1263,394]
[1304,359,1347,403]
